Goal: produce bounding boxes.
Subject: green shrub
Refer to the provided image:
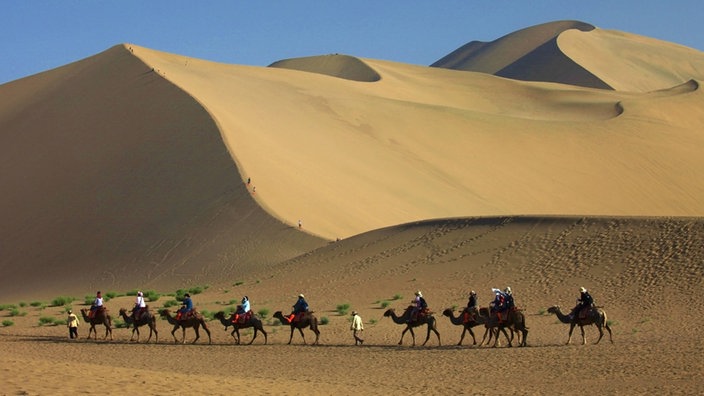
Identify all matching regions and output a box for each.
[380,301,390,309]
[392,294,403,301]
[336,303,350,316]
[234,281,244,286]
[30,301,43,307]
[38,316,56,326]
[19,302,27,307]
[144,290,160,302]
[51,296,75,307]
[0,304,16,311]
[320,317,330,325]
[2,320,14,327]
[257,308,270,319]
[9,308,21,317]
[113,319,129,329]
[369,319,377,325]
[163,299,180,308]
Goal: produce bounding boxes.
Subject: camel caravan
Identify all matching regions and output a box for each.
[73,287,612,347]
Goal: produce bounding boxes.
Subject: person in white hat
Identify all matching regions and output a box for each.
[286,293,309,323]
[410,291,428,322]
[350,311,364,345]
[571,287,594,321]
[132,291,146,320]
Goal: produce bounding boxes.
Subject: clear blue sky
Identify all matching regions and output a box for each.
[2,1,702,85]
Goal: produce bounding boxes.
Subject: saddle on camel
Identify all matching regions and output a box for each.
[89,306,106,319]
[232,309,253,324]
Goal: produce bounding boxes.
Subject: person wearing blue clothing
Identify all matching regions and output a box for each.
[177,293,193,320]
[234,296,251,323]
[287,294,309,323]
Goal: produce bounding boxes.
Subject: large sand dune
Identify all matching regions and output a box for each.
[1,19,704,394]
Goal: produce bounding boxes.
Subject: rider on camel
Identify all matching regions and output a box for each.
[504,287,515,311]
[89,291,103,318]
[570,287,594,321]
[287,294,309,323]
[177,293,193,320]
[132,291,146,320]
[233,295,251,323]
[491,288,508,323]
[464,290,478,322]
[410,291,428,322]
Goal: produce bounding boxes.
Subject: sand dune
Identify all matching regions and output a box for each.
[269,54,381,82]
[433,20,704,92]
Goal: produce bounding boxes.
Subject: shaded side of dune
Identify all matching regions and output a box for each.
[432,20,611,89]
[0,45,326,301]
[268,54,381,82]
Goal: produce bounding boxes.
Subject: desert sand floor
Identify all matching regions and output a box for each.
[2,216,703,395]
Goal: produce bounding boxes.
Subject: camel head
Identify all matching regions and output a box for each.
[119,308,128,315]
[213,311,226,320]
[159,308,171,317]
[383,308,395,317]
[442,308,454,317]
[547,306,560,315]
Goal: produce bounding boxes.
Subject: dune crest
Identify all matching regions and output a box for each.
[269,54,381,82]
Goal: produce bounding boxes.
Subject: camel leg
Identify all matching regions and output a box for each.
[297,327,306,344]
[595,325,604,345]
[521,328,528,347]
[249,328,257,345]
[479,327,491,346]
[312,327,320,345]
[605,323,613,344]
[580,325,587,345]
[468,328,477,345]
[431,326,441,346]
[171,325,180,343]
[203,323,211,344]
[458,328,466,346]
[192,325,200,344]
[567,323,576,345]
[131,327,139,342]
[287,327,295,344]
[234,328,241,344]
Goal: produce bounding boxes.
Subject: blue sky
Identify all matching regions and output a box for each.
[2,1,703,85]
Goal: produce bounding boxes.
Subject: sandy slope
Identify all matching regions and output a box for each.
[1,217,703,394]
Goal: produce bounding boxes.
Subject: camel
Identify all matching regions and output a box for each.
[383,306,441,346]
[547,305,613,345]
[118,307,158,343]
[213,311,267,345]
[442,308,488,346]
[159,308,211,344]
[476,307,526,348]
[80,308,113,340]
[273,311,320,345]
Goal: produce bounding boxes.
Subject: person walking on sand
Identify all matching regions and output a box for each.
[67,310,80,339]
[350,311,364,345]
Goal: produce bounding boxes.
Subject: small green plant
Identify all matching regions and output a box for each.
[38,316,56,326]
[30,301,43,307]
[257,308,270,319]
[54,319,67,326]
[114,319,129,329]
[380,301,390,309]
[392,294,403,301]
[163,299,180,308]
[9,308,21,317]
[234,281,244,286]
[144,290,160,302]
[320,317,330,325]
[336,303,350,316]
[19,302,27,307]
[369,319,377,325]
[2,320,14,327]
[51,296,75,307]
[537,308,546,315]
[606,320,617,327]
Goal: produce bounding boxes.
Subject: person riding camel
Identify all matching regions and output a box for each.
[464,290,478,323]
[504,287,515,311]
[233,295,251,324]
[286,294,309,323]
[410,291,428,322]
[89,291,103,318]
[490,288,507,323]
[570,287,594,321]
[176,293,193,320]
[132,291,146,320]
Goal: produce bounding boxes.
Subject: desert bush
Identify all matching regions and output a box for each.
[233,281,244,286]
[113,319,129,329]
[19,302,27,307]
[9,308,21,317]
[144,290,160,302]
[392,294,403,301]
[380,301,390,309]
[2,320,14,327]
[369,319,377,325]
[257,308,270,319]
[38,316,56,326]
[30,301,43,307]
[320,317,329,325]
[0,304,16,311]
[336,303,350,316]
[51,296,75,307]
[163,299,180,308]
